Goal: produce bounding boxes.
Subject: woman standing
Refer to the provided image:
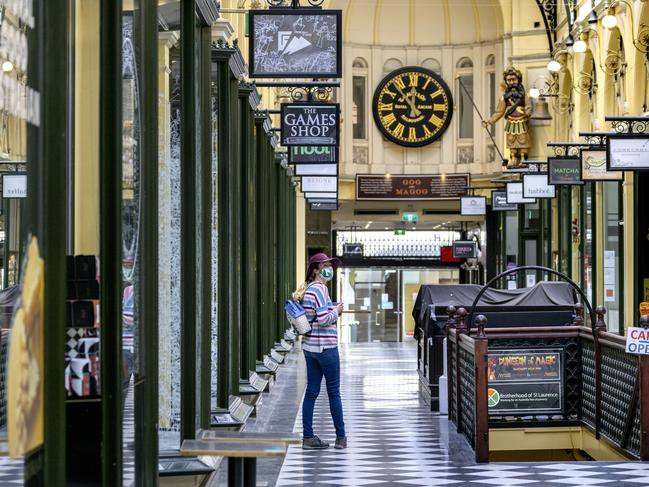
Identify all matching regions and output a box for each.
[293,253,346,450]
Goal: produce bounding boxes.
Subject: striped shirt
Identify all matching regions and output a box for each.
[302,281,339,353]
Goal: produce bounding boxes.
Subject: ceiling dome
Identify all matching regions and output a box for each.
[326,0,503,47]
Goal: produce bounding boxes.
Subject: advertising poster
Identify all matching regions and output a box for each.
[608,136,649,171]
[249,9,342,78]
[492,191,518,211]
[289,145,337,164]
[460,196,487,216]
[487,349,563,415]
[7,237,45,457]
[506,182,535,204]
[523,174,556,199]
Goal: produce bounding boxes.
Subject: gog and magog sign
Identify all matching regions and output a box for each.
[280,103,339,146]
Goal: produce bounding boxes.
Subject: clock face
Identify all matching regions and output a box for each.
[373,67,453,147]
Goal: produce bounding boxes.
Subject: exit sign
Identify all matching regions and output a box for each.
[394,229,406,235]
[402,212,418,222]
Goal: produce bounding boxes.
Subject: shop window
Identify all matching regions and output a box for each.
[602,182,622,333]
[582,184,594,307]
[456,57,474,139]
[352,57,368,140]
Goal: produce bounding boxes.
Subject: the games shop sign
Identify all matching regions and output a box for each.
[280,103,339,146]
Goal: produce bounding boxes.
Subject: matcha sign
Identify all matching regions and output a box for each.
[548,157,583,186]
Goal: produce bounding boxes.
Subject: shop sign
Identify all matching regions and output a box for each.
[310,201,338,211]
[356,174,469,201]
[304,192,337,200]
[580,148,623,181]
[608,135,649,171]
[294,163,337,176]
[488,349,563,415]
[547,157,584,185]
[452,240,477,259]
[289,145,337,164]
[281,103,339,146]
[491,191,518,211]
[506,182,535,204]
[249,9,342,79]
[440,246,461,263]
[626,327,649,354]
[394,229,406,236]
[301,176,337,193]
[343,243,363,257]
[460,196,486,216]
[523,173,556,199]
[307,197,337,203]
[2,173,27,198]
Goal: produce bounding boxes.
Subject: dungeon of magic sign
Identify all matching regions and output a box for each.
[487,349,564,415]
[249,9,342,78]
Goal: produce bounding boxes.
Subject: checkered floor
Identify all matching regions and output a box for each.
[276,342,649,487]
[123,377,136,486]
[0,455,23,484]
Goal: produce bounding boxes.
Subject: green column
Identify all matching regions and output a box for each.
[199,26,213,430]
[239,83,257,377]
[99,0,123,483]
[254,114,268,359]
[38,0,69,483]
[213,42,234,408]
[268,136,279,346]
[229,72,242,392]
[136,0,160,482]
[276,168,287,337]
[180,0,197,441]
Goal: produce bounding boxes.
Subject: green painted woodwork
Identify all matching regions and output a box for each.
[213,42,234,409]
[199,26,213,430]
[100,0,123,483]
[181,0,198,441]
[254,114,269,358]
[135,0,160,483]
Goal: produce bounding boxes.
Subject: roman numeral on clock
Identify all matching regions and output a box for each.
[382,113,397,127]
[393,77,406,90]
[430,88,443,100]
[393,123,405,138]
[408,73,419,87]
[409,127,417,140]
[429,114,444,128]
[378,102,394,112]
[433,103,447,112]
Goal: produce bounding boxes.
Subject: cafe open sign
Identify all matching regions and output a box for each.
[625,327,649,354]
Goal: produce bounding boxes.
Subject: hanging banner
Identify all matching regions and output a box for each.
[580,148,623,181]
[506,182,535,204]
[294,164,337,176]
[301,176,337,193]
[281,103,339,146]
[547,157,584,185]
[523,173,556,199]
[607,135,649,171]
[356,174,469,201]
[289,145,337,164]
[491,191,518,211]
[249,9,342,79]
[488,349,564,415]
[460,196,486,216]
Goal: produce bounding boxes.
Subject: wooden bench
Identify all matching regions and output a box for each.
[180,439,288,487]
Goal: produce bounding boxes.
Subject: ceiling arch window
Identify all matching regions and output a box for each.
[456,57,474,140]
[485,55,496,141]
[383,58,403,76]
[353,57,368,140]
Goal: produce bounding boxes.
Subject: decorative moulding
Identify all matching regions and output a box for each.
[212,18,235,43]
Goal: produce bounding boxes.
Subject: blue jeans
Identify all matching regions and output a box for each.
[302,347,346,439]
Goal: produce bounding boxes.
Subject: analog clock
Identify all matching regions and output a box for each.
[372,67,453,147]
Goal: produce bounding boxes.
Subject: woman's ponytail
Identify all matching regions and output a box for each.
[292,281,309,302]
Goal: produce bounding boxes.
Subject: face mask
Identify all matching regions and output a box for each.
[320,267,334,281]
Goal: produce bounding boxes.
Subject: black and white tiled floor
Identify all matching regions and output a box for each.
[0,455,23,484]
[276,342,649,487]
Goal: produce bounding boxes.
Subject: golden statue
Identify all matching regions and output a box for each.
[482,66,531,169]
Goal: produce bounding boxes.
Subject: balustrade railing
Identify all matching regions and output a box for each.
[447,306,649,463]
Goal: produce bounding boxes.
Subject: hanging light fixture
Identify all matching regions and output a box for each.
[602,8,618,29]
[573,35,588,53]
[547,60,562,72]
[529,88,541,99]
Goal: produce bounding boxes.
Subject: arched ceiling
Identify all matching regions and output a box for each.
[325,0,503,47]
